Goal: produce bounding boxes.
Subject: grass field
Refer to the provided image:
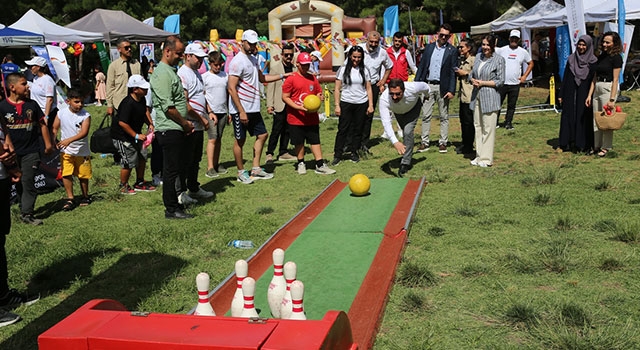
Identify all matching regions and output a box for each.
[1,86,640,349]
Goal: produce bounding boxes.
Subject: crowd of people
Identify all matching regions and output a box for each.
[0,25,627,326]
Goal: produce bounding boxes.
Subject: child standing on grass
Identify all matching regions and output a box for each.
[52,88,92,210]
[0,124,39,327]
[282,52,335,175]
[0,73,53,225]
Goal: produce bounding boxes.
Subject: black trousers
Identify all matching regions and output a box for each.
[150,137,163,176]
[266,110,290,157]
[0,178,11,294]
[498,84,520,124]
[334,101,368,157]
[179,130,203,193]
[360,83,381,147]
[156,130,187,213]
[459,102,475,151]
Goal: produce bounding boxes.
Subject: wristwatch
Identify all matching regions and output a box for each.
[609,98,615,102]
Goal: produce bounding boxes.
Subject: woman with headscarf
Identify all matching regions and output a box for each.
[558,35,597,153]
[589,31,623,157]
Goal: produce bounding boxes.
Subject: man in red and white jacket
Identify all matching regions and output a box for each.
[386,32,417,83]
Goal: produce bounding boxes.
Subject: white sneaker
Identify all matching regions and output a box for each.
[380,132,390,140]
[315,163,336,175]
[318,113,327,123]
[152,174,163,186]
[189,187,213,199]
[237,170,254,184]
[178,192,198,205]
[297,162,307,175]
[250,167,274,180]
[396,129,403,138]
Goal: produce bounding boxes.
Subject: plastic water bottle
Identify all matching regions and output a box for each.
[228,240,255,249]
[100,153,111,158]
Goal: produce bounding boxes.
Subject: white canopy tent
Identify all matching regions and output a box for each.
[584,0,640,22]
[0,25,45,47]
[491,0,565,31]
[10,9,103,43]
[471,1,527,35]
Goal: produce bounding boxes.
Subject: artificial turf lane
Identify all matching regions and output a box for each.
[252,178,408,319]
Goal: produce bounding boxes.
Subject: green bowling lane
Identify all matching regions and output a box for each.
[252,178,408,319]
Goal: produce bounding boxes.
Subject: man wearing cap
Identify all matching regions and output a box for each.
[111,75,155,194]
[228,29,292,184]
[415,23,458,153]
[151,35,194,219]
[495,29,534,130]
[176,43,213,204]
[354,31,393,153]
[265,43,297,164]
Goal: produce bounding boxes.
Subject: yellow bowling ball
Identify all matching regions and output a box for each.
[303,94,321,112]
[349,174,370,196]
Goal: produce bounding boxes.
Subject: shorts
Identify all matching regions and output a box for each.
[207,112,228,140]
[60,153,92,179]
[231,112,267,140]
[289,124,320,146]
[113,139,148,169]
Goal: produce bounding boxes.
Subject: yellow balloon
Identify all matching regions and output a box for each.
[210,29,219,43]
[235,29,243,42]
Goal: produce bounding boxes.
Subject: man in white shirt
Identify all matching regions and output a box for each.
[177,43,213,204]
[495,29,534,130]
[379,79,430,177]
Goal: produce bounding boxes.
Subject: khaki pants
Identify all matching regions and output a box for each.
[473,103,498,166]
[593,81,614,150]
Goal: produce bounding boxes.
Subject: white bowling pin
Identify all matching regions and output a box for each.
[267,248,286,318]
[288,280,306,320]
[194,272,215,316]
[279,261,297,319]
[231,260,248,317]
[240,277,259,318]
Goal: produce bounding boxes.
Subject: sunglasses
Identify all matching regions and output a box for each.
[283,53,294,57]
[123,45,132,51]
[438,33,451,38]
[389,92,402,97]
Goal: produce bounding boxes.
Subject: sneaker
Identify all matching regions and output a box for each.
[278,153,297,161]
[470,158,479,166]
[315,163,336,175]
[165,210,194,220]
[216,165,228,174]
[380,132,390,140]
[0,289,40,309]
[350,154,360,163]
[331,158,341,166]
[237,170,254,184]
[396,129,404,138]
[0,310,20,328]
[398,164,410,177]
[297,162,307,175]
[505,123,514,130]
[20,214,43,226]
[265,154,274,165]
[152,174,163,186]
[477,162,492,168]
[439,144,448,153]
[120,184,136,195]
[251,168,274,180]
[178,192,198,205]
[134,181,157,192]
[417,143,430,153]
[205,168,219,178]
[189,187,213,199]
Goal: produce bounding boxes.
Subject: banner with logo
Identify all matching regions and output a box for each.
[556,25,571,82]
[383,6,399,38]
[565,0,587,53]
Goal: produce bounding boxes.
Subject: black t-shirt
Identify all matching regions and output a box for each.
[111,95,147,142]
[594,53,623,81]
[0,98,44,156]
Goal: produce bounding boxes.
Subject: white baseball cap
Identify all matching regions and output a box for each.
[310,51,323,61]
[509,30,521,38]
[242,30,259,44]
[127,74,150,89]
[185,43,208,57]
[25,56,47,67]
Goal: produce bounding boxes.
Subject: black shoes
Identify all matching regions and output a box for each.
[165,210,193,219]
[398,164,410,177]
[0,289,40,309]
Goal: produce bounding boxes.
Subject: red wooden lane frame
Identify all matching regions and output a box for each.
[209,179,347,314]
[348,178,426,349]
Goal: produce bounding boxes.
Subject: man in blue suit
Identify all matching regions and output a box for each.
[415,24,458,153]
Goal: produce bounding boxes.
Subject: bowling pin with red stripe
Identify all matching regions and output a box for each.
[279,261,297,319]
[267,248,286,318]
[240,277,259,318]
[231,260,248,317]
[194,272,215,316]
[288,280,306,320]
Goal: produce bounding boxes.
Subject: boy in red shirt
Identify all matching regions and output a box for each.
[281,52,335,175]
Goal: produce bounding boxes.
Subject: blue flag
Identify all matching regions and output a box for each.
[383,6,399,38]
[164,14,180,34]
[556,25,571,82]
[618,0,625,83]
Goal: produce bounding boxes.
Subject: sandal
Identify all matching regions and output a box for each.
[62,199,76,211]
[597,149,609,157]
[79,196,92,207]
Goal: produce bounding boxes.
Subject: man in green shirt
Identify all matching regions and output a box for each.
[151,36,194,219]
